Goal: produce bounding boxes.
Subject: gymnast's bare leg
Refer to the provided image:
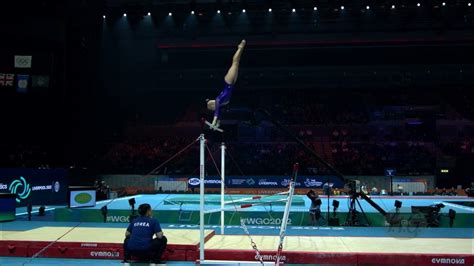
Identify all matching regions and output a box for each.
[207,40,246,127]
[224,40,246,85]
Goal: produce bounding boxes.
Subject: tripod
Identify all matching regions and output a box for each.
[345,192,370,226]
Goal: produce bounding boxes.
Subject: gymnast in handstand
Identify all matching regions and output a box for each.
[206,40,246,128]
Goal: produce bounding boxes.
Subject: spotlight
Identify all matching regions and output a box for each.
[341,5,345,10]
[442,2,446,6]
[313,7,317,11]
[129,198,136,207]
[147,12,151,16]
[391,5,395,9]
[268,8,272,12]
[417,3,421,7]
[102,15,106,19]
[292,8,296,12]
[128,198,138,221]
[123,13,127,17]
[168,12,172,16]
[217,10,221,14]
[366,5,370,9]
[38,206,46,216]
[242,9,246,13]
[469,3,472,6]
[394,200,402,209]
[191,10,195,14]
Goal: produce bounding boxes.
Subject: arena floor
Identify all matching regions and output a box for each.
[2,194,473,265]
[46,194,474,227]
[78,194,474,214]
[1,222,473,265]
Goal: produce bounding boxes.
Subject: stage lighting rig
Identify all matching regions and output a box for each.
[128,197,138,223]
[38,206,46,216]
[394,200,402,213]
[129,198,136,212]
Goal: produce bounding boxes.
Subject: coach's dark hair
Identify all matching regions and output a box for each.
[138,203,151,216]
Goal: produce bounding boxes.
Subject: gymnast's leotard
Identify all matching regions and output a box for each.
[214,81,234,119]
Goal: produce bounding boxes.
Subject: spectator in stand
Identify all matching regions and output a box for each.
[466,184,474,197]
[370,186,379,195]
[432,187,440,195]
[449,187,457,196]
[397,184,404,195]
[323,183,332,196]
[361,183,369,194]
[94,180,110,200]
[441,188,448,196]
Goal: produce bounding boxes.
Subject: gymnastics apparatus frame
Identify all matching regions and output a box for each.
[197,134,296,265]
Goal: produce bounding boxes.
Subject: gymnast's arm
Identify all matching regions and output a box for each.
[212,97,221,125]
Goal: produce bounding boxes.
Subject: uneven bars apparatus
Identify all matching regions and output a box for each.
[199,134,205,261]
[221,142,225,235]
[199,134,226,262]
[199,133,294,264]
[276,163,298,265]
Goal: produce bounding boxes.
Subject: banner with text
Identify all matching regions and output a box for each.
[0,169,68,207]
[185,175,343,189]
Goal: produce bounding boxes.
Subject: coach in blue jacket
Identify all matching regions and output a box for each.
[123,203,167,263]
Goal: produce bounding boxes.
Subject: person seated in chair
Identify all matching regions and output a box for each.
[123,203,167,263]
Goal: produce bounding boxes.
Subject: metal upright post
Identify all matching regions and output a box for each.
[276,163,299,265]
[220,142,226,235]
[327,175,330,223]
[279,179,295,241]
[199,134,206,262]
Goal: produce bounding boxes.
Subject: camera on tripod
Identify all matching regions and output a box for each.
[345,180,361,195]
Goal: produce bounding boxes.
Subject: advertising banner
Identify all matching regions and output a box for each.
[70,190,96,208]
[0,169,68,207]
[184,175,343,189]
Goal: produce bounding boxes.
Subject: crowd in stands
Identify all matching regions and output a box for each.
[331,141,435,176]
[432,187,458,196]
[0,128,469,177]
[440,137,474,155]
[0,144,54,168]
[95,139,315,175]
[95,137,198,174]
[263,91,370,125]
[1,90,472,179]
[0,128,466,177]
[92,136,436,176]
